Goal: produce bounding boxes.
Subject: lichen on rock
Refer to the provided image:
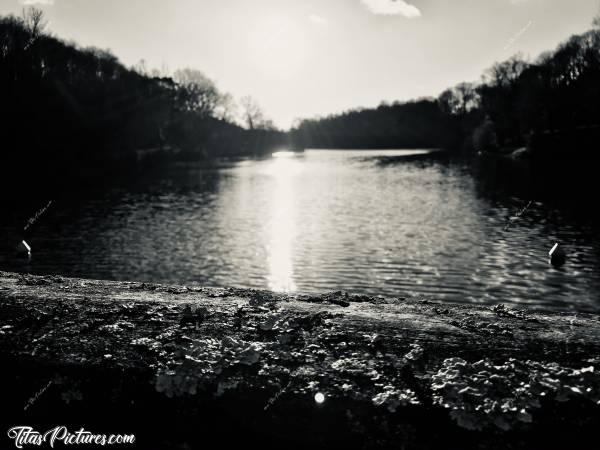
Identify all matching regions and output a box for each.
[431,357,600,431]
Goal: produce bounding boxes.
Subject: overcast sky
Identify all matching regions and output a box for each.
[1,0,598,128]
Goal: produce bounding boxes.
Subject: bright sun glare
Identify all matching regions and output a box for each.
[265,152,303,293]
[247,14,309,81]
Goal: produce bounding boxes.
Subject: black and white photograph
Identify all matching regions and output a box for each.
[1,0,600,448]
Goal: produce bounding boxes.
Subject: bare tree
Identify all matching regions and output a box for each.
[22,6,47,39]
[150,63,171,79]
[214,92,238,122]
[240,96,274,130]
[173,68,221,118]
[454,82,480,114]
[21,6,47,50]
[437,82,480,115]
[133,59,149,76]
[437,89,457,115]
[485,54,529,88]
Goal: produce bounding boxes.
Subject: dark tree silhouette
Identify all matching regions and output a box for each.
[1,8,599,199]
[240,95,275,130]
[0,11,285,195]
[290,23,600,154]
[173,68,221,118]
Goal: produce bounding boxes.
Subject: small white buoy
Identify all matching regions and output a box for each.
[549,243,566,267]
[16,240,31,256]
[314,392,325,404]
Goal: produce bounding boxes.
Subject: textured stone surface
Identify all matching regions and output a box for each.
[1,271,599,449]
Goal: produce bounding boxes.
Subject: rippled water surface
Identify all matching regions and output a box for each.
[3,149,600,312]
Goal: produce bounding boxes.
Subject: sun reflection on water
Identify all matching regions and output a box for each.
[265,152,302,292]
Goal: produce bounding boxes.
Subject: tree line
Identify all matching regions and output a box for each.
[2,7,599,196]
[290,17,600,154]
[0,8,285,193]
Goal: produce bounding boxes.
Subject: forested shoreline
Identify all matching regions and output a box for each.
[292,17,600,154]
[0,9,286,195]
[1,8,599,196]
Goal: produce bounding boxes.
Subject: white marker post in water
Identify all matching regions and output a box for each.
[549,243,566,267]
[16,240,31,257]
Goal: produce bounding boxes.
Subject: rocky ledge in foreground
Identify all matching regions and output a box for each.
[0,270,599,449]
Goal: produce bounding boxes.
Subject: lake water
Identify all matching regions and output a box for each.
[2,149,600,312]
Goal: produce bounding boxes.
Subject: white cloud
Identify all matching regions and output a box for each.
[360,0,421,18]
[309,14,329,26]
[19,0,55,5]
